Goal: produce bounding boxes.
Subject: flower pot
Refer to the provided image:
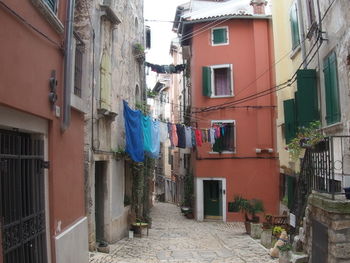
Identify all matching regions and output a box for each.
[279,251,291,263]
[261,229,273,248]
[344,187,350,200]
[250,223,263,239]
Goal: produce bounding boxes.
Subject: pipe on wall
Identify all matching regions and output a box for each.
[61,0,75,132]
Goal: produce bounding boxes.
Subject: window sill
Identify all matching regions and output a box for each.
[290,45,301,60]
[71,94,87,114]
[211,42,229,47]
[210,95,234,99]
[323,122,343,135]
[31,0,64,34]
[209,151,236,155]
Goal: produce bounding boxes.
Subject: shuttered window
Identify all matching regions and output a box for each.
[100,51,112,110]
[323,51,341,125]
[296,69,319,127]
[44,0,57,12]
[202,67,212,97]
[283,99,297,144]
[212,27,228,45]
[290,2,300,50]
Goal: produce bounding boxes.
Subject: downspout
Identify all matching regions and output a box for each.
[61,0,75,132]
[296,0,307,68]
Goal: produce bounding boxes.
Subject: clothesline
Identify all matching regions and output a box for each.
[145,62,186,74]
[123,100,235,162]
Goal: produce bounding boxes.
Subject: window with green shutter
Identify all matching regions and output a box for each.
[296,69,319,127]
[212,27,228,45]
[202,67,212,97]
[290,2,300,50]
[283,99,297,143]
[44,0,57,12]
[323,51,341,125]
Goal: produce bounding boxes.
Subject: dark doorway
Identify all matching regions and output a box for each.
[0,129,47,263]
[312,220,328,263]
[95,161,107,242]
[203,180,222,220]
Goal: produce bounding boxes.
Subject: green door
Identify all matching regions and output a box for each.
[204,180,222,219]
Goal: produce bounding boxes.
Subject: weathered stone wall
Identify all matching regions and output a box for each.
[305,193,350,263]
[74,0,145,250]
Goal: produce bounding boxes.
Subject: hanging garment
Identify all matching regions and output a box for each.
[185,126,193,148]
[191,128,196,147]
[142,115,152,154]
[210,128,215,145]
[159,122,168,143]
[171,124,178,147]
[176,124,186,149]
[148,120,160,158]
[222,124,235,152]
[207,129,211,143]
[123,100,144,162]
[195,129,203,147]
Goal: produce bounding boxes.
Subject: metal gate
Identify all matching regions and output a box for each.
[0,129,47,263]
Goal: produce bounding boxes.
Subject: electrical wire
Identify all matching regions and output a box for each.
[0,0,62,49]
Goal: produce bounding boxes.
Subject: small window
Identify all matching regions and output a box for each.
[211,120,236,153]
[74,35,84,98]
[202,64,233,97]
[290,2,300,50]
[211,27,228,46]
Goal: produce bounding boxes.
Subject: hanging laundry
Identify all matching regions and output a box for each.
[209,128,215,145]
[148,120,160,158]
[185,126,192,148]
[191,128,196,147]
[176,124,186,149]
[195,129,203,147]
[207,129,211,143]
[159,122,168,143]
[123,100,144,162]
[145,62,186,74]
[142,115,152,154]
[171,123,178,147]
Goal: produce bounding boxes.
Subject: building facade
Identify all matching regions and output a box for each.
[175,0,279,222]
[0,0,88,262]
[74,0,146,250]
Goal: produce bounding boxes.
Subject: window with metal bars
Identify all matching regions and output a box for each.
[43,0,57,13]
[74,35,85,98]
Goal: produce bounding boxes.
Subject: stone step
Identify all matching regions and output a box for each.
[290,252,308,263]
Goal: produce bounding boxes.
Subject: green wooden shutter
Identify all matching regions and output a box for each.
[323,51,341,124]
[290,3,300,49]
[296,69,319,127]
[202,67,212,97]
[283,99,297,143]
[212,28,227,44]
[100,52,111,110]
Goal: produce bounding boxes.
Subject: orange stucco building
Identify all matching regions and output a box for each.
[176,0,279,222]
[0,0,88,262]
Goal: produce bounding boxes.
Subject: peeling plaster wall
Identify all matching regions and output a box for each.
[74,0,145,249]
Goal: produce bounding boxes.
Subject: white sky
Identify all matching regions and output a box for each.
[144,0,189,65]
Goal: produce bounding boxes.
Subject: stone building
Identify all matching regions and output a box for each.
[74,0,146,250]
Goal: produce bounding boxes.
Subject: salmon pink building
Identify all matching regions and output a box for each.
[175,0,279,222]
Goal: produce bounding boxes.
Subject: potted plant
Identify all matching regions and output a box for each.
[278,243,292,263]
[132,43,145,62]
[228,195,244,212]
[286,121,325,160]
[237,197,264,234]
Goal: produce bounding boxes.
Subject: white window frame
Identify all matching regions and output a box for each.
[209,120,236,154]
[210,64,234,98]
[30,0,64,33]
[211,26,229,46]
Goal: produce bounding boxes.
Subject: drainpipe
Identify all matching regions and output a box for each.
[61,0,75,132]
[296,0,307,68]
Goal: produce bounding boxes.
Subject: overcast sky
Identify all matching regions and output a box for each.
[144,0,189,65]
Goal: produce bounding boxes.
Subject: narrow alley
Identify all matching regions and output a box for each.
[89,202,277,263]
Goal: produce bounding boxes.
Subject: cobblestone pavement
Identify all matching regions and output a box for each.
[89,202,278,263]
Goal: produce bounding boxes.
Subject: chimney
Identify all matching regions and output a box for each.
[250,0,267,15]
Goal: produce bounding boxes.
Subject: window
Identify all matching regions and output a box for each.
[43,0,57,13]
[202,64,233,97]
[74,35,84,98]
[323,51,341,125]
[211,27,228,46]
[290,2,300,50]
[211,120,236,153]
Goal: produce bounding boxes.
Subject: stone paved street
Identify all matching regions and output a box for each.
[89,202,278,263]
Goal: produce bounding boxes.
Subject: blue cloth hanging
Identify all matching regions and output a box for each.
[123,100,144,162]
[148,120,160,158]
[142,115,152,154]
